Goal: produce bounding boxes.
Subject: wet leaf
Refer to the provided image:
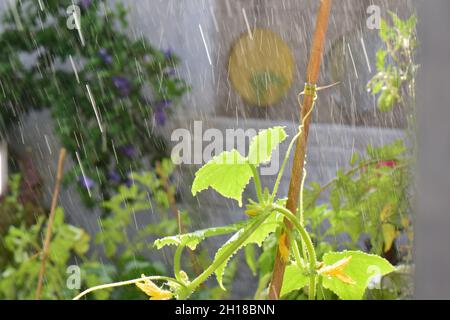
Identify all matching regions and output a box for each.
[280,264,309,297]
[214,212,282,290]
[321,251,395,300]
[247,126,287,165]
[191,150,252,207]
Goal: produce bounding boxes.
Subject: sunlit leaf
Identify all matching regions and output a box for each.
[191,150,252,206]
[280,264,309,297]
[247,126,287,165]
[154,220,249,250]
[321,251,395,300]
[214,212,282,290]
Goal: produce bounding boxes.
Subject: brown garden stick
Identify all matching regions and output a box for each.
[268,0,333,300]
[35,148,66,300]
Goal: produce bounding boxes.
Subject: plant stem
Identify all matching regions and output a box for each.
[317,276,325,300]
[174,245,184,281]
[293,237,306,270]
[271,131,301,201]
[298,167,307,223]
[272,205,317,300]
[35,148,66,300]
[253,273,272,300]
[183,214,269,298]
[73,275,183,300]
[250,164,263,203]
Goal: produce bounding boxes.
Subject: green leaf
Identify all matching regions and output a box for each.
[214,212,282,290]
[366,140,406,160]
[191,126,287,205]
[329,210,362,243]
[321,250,395,300]
[53,207,65,228]
[376,49,387,71]
[280,264,309,297]
[73,229,91,256]
[349,152,359,166]
[329,188,341,212]
[245,245,257,275]
[154,220,249,250]
[247,126,287,165]
[192,150,253,206]
[155,232,205,250]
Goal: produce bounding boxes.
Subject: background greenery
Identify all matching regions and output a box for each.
[0,0,189,206]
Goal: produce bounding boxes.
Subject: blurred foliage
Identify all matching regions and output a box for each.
[303,140,412,260]
[0,160,231,299]
[0,163,207,300]
[0,0,189,206]
[0,174,44,265]
[97,161,180,258]
[0,175,107,299]
[83,160,185,300]
[248,140,412,300]
[368,12,417,112]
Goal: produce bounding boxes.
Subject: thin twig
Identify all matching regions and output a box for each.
[35,148,66,300]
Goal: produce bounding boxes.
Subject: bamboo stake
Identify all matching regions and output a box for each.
[268,0,333,300]
[36,148,66,300]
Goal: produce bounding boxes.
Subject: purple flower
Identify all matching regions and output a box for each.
[108,170,121,183]
[125,179,133,188]
[78,176,94,189]
[152,99,171,126]
[164,49,175,60]
[112,76,131,96]
[125,173,134,188]
[79,0,92,10]
[118,144,137,158]
[155,99,172,108]
[154,107,166,126]
[98,48,113,64]
[163,68,176,77]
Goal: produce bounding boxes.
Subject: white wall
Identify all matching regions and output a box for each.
[121,0,217,117]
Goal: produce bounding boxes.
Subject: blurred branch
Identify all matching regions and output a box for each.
[35,148,66,300]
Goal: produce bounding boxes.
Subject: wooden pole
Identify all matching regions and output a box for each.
[36,148,66,300]
[268,0,332,300]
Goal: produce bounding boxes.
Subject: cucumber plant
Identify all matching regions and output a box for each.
[74,126,396,300]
